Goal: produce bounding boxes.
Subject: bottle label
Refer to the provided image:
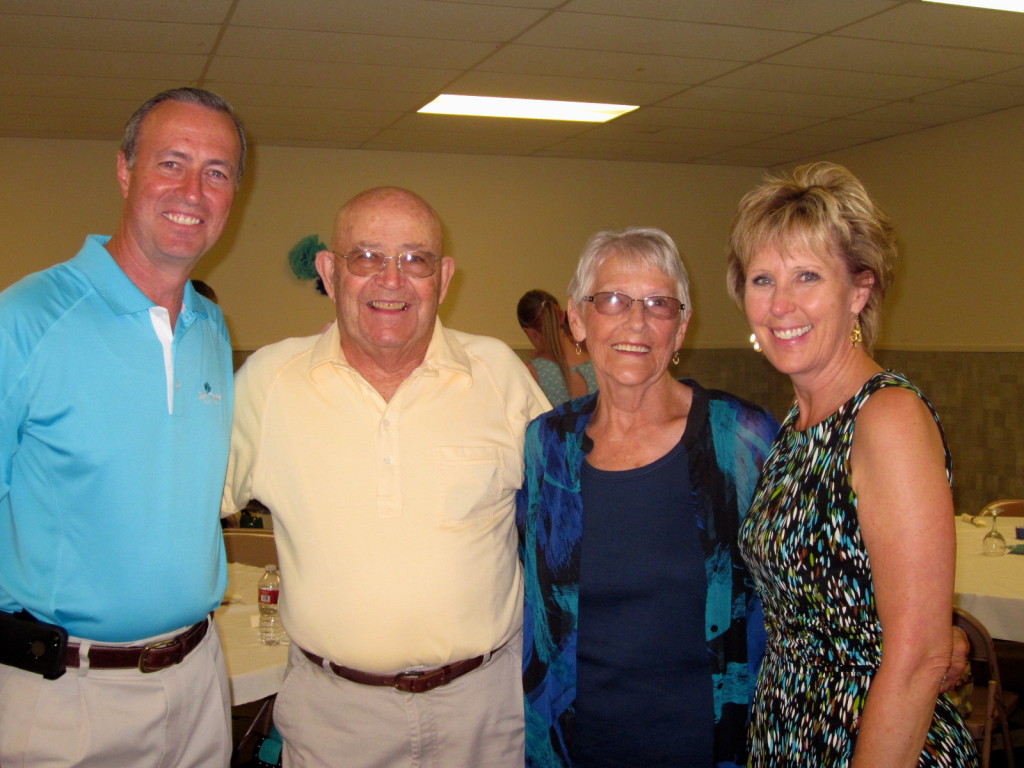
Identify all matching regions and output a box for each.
[258,588,279,606]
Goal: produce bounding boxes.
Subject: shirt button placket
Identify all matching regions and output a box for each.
[379,409,400,518]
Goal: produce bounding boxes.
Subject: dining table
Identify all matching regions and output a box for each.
[214,561,289,706]
[954,517,1024,643]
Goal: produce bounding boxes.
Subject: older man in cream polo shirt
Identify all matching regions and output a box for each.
[223,186,548,767]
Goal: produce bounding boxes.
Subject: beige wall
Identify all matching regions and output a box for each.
[0,140,759,351]
[828,105,1024,352]
[1,104,1021,352]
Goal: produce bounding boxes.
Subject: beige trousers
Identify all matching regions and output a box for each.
[275,631,525,768]
[0,620,231,768]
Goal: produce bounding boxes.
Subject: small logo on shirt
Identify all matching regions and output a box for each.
[198,382,222,404]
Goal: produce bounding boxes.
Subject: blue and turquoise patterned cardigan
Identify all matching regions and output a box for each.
[516,379,779,768]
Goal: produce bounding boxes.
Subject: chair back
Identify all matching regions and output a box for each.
[223,530,278,568]
[953,607,1018,768]
[979,499,1024,517]
[956,608,1004,689]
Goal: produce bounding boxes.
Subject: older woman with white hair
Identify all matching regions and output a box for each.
[517,227,779,767]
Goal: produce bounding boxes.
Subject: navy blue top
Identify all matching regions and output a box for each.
[575,435,713,766]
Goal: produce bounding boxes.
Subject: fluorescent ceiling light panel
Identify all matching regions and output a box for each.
[418,94,638,123]
[921,0,1024,10]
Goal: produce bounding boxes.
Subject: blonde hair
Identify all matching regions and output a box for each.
[726,162,897,350]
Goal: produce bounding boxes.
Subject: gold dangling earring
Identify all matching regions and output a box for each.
[574,342,582,356]
[749,333,762,353]
[672,350,680,366]
[851,318,863,348]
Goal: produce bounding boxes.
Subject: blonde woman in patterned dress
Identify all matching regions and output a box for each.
[726,162,977,767]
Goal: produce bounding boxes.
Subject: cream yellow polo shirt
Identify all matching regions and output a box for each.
[223,320,549,673]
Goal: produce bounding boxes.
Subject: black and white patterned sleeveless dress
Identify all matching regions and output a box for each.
[740,371,978,767]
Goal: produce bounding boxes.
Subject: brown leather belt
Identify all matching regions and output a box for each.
[301,645,501,694]
[66,618,209,673]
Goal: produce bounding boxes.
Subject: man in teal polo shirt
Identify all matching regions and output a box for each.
[0,87,246,767]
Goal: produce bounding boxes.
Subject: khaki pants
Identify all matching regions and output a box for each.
[0,620,231,768]
[275,631,525,768]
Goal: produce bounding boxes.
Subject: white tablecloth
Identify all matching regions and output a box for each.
[214,562,289,706]
[954,520,1024,642]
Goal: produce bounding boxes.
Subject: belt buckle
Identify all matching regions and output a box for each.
[138,637,180,673]
[394,668,446,694]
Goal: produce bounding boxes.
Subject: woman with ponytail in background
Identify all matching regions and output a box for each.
[517,289,598,405]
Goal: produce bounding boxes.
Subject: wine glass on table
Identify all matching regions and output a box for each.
[982,508,1006,556]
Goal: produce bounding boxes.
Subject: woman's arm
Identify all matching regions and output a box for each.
[849,386,955,768]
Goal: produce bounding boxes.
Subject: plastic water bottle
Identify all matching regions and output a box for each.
[257,564,283,645]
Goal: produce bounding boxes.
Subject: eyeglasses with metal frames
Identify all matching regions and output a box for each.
[333,249,440,278]
[582,291,684,320]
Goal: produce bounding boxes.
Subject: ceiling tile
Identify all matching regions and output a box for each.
[239,104,403,130]
[0,110,130,139]
[1,94,145,120]
[207,56,459,92]
[363,126,567,155]
[560,0,900,32]
[478,44,741,84]
[0,47,207,80]
[230,0,547,40]
[658,86,885,118]
[443,0,563,7]
[701,145,813,166]
[710,62,955,101]
[982,67,1024,87]
[0,14,220,53]
[745,132,872,154]
[585,121,773,149]
[0,77,191,112]
[838,2,1024,53]
[535,136,708,163]
[0,0,234,23]
[217,27,497,69]
[445,70,685,103]
[912,81,1024,108]
[213,83,429,112]
[2,0,1021,167]
[387,112,589,140]
[517,12,811,60]
[853,99,990,125]
[766,36,1024,80]
[242,119,381,145]
[793,117,920,140]
[615,106,820,133]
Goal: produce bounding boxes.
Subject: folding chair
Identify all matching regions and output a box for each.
[953,608,1019,768]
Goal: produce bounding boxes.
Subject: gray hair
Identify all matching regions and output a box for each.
[120,87,247,183]
[567,226,692,320]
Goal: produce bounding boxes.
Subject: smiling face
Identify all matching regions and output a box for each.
[569,252,687,393]
[316,189,454,371]
[744,239,872,386]
[115,100,240,273]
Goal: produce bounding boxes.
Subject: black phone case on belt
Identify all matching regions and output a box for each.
[0,610,69,680]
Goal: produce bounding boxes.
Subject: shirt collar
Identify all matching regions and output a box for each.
[182,280,211,318]
[71,235,154,316]
[71,234,203,319]
[309,317,471,380]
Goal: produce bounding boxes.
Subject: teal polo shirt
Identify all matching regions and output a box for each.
[0,235,231,642]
